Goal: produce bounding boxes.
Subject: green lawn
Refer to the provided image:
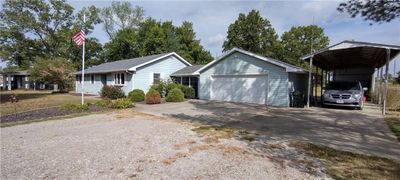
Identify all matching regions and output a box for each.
[0,90,100,115]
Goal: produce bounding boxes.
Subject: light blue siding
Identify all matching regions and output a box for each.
[75,54,189,95]
[199,52,290,107]
[134,56,188,93]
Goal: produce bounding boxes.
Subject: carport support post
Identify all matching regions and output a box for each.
[383,48,390,115]
[307,56,313,108]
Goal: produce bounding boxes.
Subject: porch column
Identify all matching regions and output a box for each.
[180,77,182,84]
[7,75,11,90]
[188,77,191,87]
[383,48,390,115]
[307,56,313,108]
[371,68,376,93]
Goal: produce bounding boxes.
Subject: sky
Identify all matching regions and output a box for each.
[2,0,400,75]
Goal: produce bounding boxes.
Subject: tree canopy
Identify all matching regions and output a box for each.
[337,0,400,24]
[0,0,102,69]
[280,25,329,68]
[223,10,280,58]
[100,1,145,38]
[101,18,213,65]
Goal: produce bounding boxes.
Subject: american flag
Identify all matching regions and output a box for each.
[72,30,85,46]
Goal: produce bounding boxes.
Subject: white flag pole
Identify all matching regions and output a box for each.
[81,14,86,105]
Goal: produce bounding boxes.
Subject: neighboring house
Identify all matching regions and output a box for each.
[75,52,191,95]
[0,71,50,90]
[172,48,308,107]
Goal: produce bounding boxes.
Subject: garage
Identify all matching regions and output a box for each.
[210,74,268,104]
[196,48,307,106]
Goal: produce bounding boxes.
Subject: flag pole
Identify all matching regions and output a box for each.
[81,14,86,105]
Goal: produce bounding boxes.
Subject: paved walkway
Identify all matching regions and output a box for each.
[135,100,400,160]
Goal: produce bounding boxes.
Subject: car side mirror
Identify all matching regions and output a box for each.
[363,87,368,91]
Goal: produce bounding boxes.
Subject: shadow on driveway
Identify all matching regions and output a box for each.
[135,100,400,160]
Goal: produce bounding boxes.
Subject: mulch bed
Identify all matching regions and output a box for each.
[1,105,107,124]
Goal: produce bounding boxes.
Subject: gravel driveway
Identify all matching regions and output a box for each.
[1,110,319,179]
[135,100,400,160]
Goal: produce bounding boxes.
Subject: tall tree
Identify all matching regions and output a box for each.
[101,18,213,65]
[280,25,329,68]
[100,28,140,62]
[0,0,102,69]
[337,0,400,24]
[100,1,145,38]
[176,21,213,65]
[223,10,280,58]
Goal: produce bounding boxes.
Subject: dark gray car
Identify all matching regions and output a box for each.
[322,81,367,110]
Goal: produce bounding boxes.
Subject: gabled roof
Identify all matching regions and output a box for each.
[76,52,191,74]
[170,65,204,76]
[194,48,307,75]
[301,40,400,70]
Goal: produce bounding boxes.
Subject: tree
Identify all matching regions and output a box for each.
[176,21,213,65]
[100,28,140,62]
[280,25,329,68]
[0,0,102,69]
[100,1,145,38]
[337,0,400,24]
[28,58,75,92]
[223,10,280,58]
[100,18,213,65]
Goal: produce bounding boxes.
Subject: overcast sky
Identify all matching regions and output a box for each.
[2,0,400,75]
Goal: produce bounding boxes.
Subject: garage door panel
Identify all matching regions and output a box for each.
[210,75,267,104]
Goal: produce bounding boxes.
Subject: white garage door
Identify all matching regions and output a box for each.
[210,74,268,104]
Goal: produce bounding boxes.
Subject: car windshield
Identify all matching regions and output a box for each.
[326,82,360,90]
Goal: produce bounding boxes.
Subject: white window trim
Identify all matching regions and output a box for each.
[113,72,126,86]
[153,73,161,84]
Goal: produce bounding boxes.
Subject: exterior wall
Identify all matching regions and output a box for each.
[134,56,189,93]
[74,55,188,95]
[75,73,133,95]
[199,52,290,107]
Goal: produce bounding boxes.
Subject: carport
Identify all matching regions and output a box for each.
[302,40,400,115]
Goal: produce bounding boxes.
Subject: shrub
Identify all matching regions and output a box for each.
[94,99,112,108]
[145,89,161,104]
[100,85,125,99]
[150,80,168,97]
[59,103,89,111]
[166,88,184,102]
[183,86,196,99]
[128,89,145,102]
[110,98,134,109]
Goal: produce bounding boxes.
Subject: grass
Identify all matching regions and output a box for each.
[0,90,100,115]
[192,125,235,143]
[385,111,400,141]
[292,141,400,180]
[0,110,107,128]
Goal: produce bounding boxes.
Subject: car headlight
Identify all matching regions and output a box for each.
[354,94,361,99]
[323,93,330,98]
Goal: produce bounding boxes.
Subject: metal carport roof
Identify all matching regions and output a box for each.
[302,40,400,70]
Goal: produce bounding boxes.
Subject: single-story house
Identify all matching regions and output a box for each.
[1,71,51,90]
[75,52,191,95]
[172,48,308,107]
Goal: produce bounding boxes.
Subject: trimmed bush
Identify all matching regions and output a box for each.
[110,98,133,109]
[150,80,167,97]
[166,88,184,102]
[59,103,89,111]
[128,89,145,102]
[145,89,161,104]
[183,86,196,99]
[99,85,125,99]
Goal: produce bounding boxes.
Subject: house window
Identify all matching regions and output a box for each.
[114,73,125,85]
[91,75,95,84]
[153,73,160,84]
